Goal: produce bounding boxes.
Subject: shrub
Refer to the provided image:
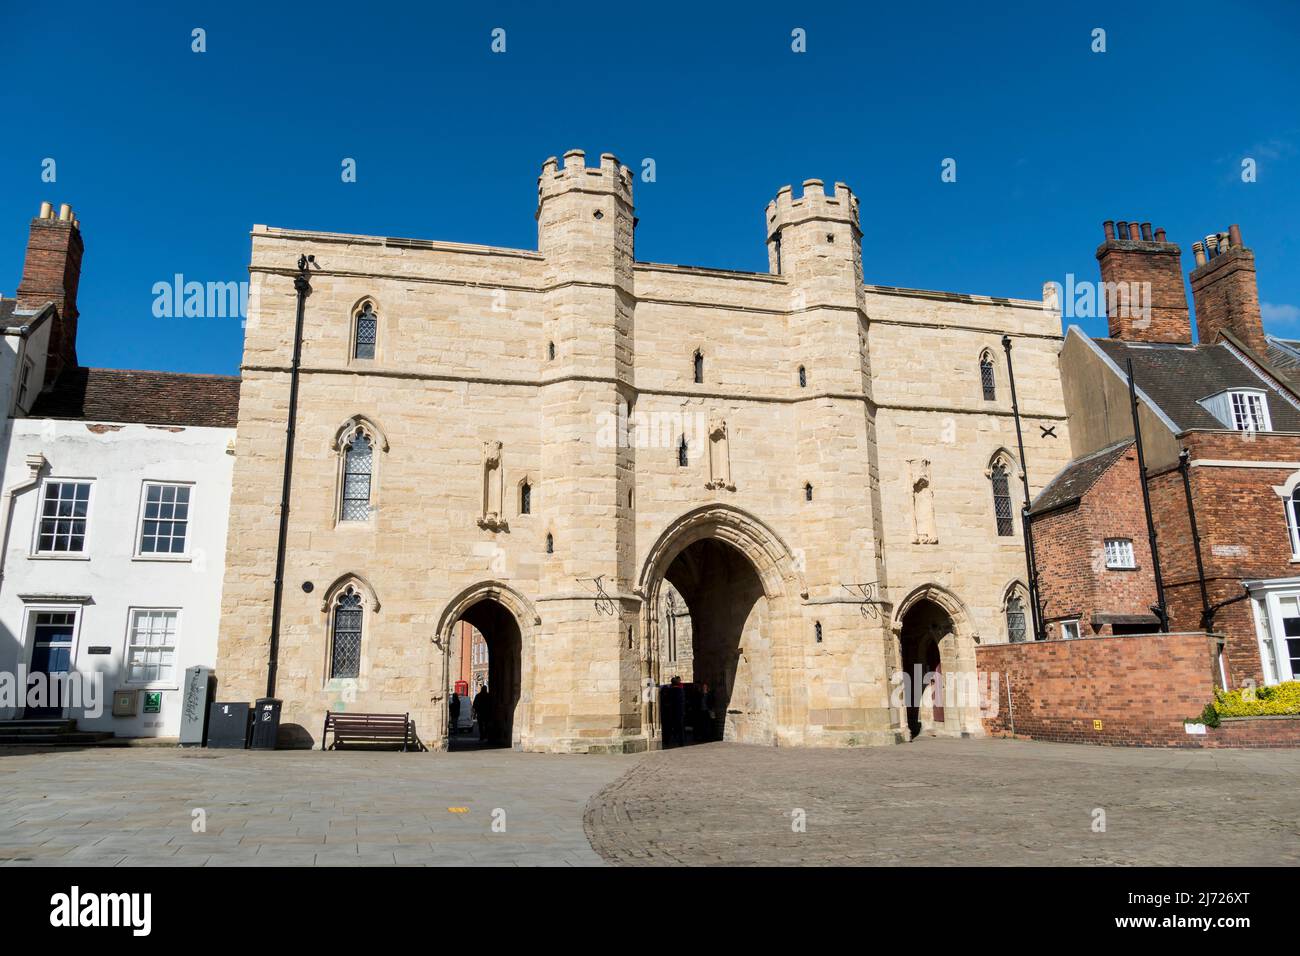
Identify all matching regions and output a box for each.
[1212,681,1300,719]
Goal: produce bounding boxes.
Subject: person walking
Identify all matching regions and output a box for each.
[472,684,492,743]
[448,692,461,736]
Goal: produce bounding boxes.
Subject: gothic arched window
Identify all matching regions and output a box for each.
[1006,595,1027,643]
[693,350,704,384]
[798,365,807,388]
[341,429,373,522]
[678,434,689,467]
[353,301,378,360]
[980,352,996,401]
[520,481,532,515]
[331,586,364,679]
[991,462,1014,536]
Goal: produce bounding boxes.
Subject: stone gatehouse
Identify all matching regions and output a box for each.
[215,149,1073,752]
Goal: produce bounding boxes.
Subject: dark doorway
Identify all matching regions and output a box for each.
[898,599,952,739]
[24,611,76,718]
[659,537,773,746]
[450,599,521,751]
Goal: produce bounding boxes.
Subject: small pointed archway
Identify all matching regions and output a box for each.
[890,584,978,740]
[436,582,538,752]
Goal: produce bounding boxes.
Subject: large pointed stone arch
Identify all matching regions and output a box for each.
[636,504,807,604]
[636,504,807,747]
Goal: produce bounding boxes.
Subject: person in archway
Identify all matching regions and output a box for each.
[472,684,492,743]
[448,693,461,736]
[663,676,686,748]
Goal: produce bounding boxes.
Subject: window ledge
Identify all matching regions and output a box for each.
[132,555,192,563]
[28,553,91,561]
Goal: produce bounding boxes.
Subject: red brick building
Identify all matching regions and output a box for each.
[1042,219,1300,691]
[1028,440,1160,640]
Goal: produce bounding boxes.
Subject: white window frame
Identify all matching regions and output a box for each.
[134,481,195,560]
[31,478,95,558]
[1254,587,1300,685]
[1230,390,1270,431]
[1200,388,1271,431]
[1103,537,1136,570]
[1060,619,1082,641]
[123,608,182,689]
[1285,491,1300,561]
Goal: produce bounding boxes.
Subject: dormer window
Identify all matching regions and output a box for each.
[1199,388,1271,432]
[1230,391,1269,431]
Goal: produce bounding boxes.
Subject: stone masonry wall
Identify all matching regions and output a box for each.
[216,153,1074,752]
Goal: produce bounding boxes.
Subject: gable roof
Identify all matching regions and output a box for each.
[0,297,54,331]
[28,367,240,428]
[1091,338,1300,432]
[1029,440,1133,516]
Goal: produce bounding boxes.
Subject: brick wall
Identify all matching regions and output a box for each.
[1095,229,1191,343]
[1191,247,1266,353]
[977,631,1219,745]
[1032,445,1159,637]
[1148,430,1300,687]
[977,631,1300,747]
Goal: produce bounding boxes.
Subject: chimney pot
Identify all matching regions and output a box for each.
[1140,222,1153,241]
[1193,242,1207,266]
[1193,222,1264,352]
[1128,222,1141,241]
[1154,227,1166,243]
[39,201,53,220]
[58,203,72,221]
[1116,220,1128,240]
[1103,220,1116,240]
[1229,223,1243,248]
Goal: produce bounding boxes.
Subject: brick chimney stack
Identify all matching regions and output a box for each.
[16,201,82,377]
[1190,224,1266,354]
[1095,219,1191,343]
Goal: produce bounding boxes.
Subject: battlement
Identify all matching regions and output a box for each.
[537,149,634,207]
[765,179,860,240]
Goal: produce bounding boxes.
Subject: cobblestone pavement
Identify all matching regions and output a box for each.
[0,747,627,866]
[5,738,1298,867]
[583,738,1300,866]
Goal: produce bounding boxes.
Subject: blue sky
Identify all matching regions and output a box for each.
[1,1,1297,375]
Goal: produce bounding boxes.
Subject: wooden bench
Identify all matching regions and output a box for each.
[322,711,413,751]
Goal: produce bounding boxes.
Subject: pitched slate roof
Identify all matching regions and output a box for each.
[1029,440,1133,516]
[1092,338,1300,432]
[1263,336,1300,391]
[29,367,240,428]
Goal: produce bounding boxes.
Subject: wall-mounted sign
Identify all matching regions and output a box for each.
[143,692,162,714]
[87,646,112,655]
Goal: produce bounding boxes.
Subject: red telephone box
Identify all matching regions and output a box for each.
[454,680,469,697]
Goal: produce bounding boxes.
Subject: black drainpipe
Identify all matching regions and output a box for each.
[1002,336,1045,642]
[266,254,314,699]
[1126,357,1169,632]
[1178,449,1212,630]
